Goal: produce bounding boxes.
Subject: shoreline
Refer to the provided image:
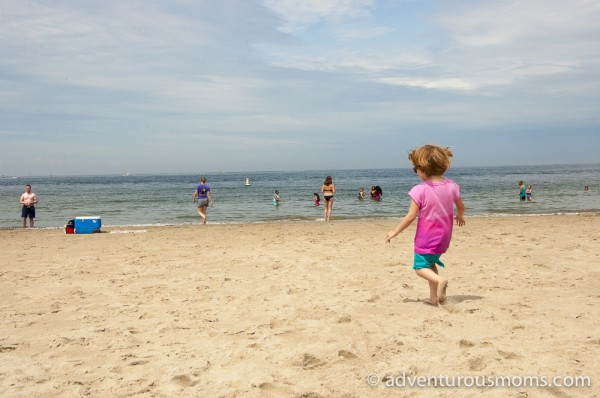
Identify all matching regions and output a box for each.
[2,210,600,231]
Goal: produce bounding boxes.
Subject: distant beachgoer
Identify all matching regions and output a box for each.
[584,185,589,191]
[526,185,533,201]
[386,144,465,306]
[358,187,365,200]
[321,176,335,222]
[193,177,213,225]
[519,180,526,201]
[273,190,282,206]
[313,193,320,206]
[20,184,38,228]
[371,185,382,201]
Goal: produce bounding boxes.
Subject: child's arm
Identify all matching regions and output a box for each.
[386,199,419,243]
[455,197,465,226]
[192,190,198,203]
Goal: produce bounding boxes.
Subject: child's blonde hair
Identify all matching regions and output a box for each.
[408,144,453,176]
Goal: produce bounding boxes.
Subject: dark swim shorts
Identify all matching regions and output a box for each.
[22,205,36,218]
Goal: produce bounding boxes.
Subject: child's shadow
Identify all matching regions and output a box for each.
[449,295,484,303]
[402,295,484,304]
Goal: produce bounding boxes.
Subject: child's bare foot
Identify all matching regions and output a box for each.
[422,299,438,306]
[437,279,448,304]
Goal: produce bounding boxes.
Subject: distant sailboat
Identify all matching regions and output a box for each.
[245,177,251,186]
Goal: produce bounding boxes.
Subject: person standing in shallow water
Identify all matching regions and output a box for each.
[519,180,527,201]
[321,176,335,222]
[193,177,213,225]
[273,190,282,205]
[20,184,38,228]
[358,187,365,200]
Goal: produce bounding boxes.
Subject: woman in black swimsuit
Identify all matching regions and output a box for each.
[321,176,336,222]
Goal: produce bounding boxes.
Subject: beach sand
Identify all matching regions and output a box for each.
[1,214,599,397]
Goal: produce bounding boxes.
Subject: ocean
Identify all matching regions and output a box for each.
[1,164,598,228]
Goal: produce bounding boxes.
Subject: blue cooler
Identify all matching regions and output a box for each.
[74,216,102,234]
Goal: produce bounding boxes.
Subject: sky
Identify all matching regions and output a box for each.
[1,0,600,176]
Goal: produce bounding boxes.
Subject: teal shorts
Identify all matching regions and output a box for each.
[413,253,446,270]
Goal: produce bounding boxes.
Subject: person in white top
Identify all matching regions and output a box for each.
[20,184,38,228]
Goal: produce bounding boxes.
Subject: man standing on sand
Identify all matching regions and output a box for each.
[193,177,213,225]
[20,184,38,228]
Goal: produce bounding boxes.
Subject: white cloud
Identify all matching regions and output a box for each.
[261,0,376,33]
[429,0,600,92]
[257,0,600,96]
[434,0,600,47]
[254,45,432,73]
[375,77,475,91]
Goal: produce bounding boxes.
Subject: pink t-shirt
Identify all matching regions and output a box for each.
[408,178,461,254]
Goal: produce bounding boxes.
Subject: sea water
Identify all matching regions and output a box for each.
[0,164,598,228]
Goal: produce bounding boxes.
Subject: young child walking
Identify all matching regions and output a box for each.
[386,145,466,305]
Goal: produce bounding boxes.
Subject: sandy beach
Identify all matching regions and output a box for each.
[1,214,599,397]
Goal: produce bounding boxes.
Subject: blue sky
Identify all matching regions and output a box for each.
[1,0,599,175]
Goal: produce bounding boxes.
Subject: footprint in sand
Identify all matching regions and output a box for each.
[338,350,358,359]
[0,345,17,352]
[255,382,294,395]
[269,318,289,329]
[297,354,326,370]
[459,339,475,348]
[367,295,380,303]
[171,374,199,387]
[497,350,520,359]
[128,360,149,366]
[336,315,351,323]
[468,356,488,371]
